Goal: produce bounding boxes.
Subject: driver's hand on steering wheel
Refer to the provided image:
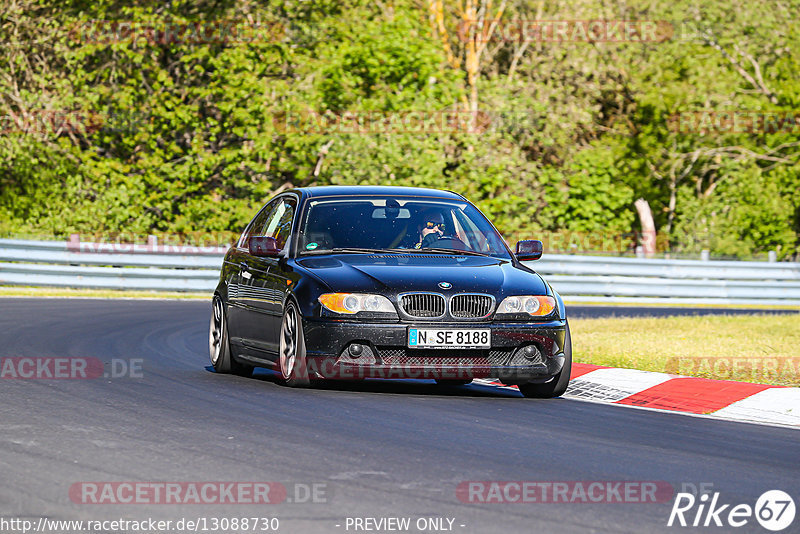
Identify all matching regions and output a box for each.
[421,225,443,239]
[418,225,443,248]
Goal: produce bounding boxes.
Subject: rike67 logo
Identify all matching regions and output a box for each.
[668,490,795,531]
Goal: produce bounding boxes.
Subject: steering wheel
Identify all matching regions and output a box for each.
[423,234,469,251]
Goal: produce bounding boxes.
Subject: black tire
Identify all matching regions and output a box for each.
[279,301,310,387]
[518,321,572,399]
[434,379,472,386]
[209,296,253,377]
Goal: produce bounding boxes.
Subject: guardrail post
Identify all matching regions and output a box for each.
[768,250,777,262]
[68,233,80,251]
[701,250,710,261]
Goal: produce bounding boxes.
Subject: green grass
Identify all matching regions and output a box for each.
[0,286,210,300]
[571,315,800,386]
[563,299,800,310]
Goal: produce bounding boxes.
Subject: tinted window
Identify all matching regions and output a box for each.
[298,197,511,258]
[262,197,296,249]
[238,199,279,248]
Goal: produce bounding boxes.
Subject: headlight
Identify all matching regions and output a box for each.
[495,296,556,317]
[319,293,396,315]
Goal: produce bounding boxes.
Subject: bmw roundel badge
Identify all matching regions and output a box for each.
[438,281,453,290]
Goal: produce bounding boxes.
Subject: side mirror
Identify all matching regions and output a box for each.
[248,236,281,257]
[515,240,543,261]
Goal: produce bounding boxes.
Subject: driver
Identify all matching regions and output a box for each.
[414,210,446,249]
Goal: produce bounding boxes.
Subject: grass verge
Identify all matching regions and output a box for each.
[0,286,209,300]
[571,314,800,386]
[563,299,800,310]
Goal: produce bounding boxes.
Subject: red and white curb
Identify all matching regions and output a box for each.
[474,364,800,428]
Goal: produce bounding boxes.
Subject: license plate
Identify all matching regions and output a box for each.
[408,328,490,349]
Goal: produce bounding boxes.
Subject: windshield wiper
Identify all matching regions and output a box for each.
[303,247,394,255]
[302,247,493,257]
[407,247,491,257]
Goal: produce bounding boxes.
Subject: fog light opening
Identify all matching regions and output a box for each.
[518,344,542,361]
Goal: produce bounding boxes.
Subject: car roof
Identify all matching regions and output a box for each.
[295,185,464,200]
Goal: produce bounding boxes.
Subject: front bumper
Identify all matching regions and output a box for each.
[302,318,567,382]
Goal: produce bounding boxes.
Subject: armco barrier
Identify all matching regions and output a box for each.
[0,238,221,292]
[1,238,799,304]
[531,255,800,304]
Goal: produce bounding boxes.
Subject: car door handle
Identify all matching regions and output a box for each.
[240,263,252,280]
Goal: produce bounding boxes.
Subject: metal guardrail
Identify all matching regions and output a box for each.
[1,238,800,304]
[0,238,221,292]
[531,255,800,304]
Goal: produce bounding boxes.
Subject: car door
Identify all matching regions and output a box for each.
[238,195,297,357]
[226,200,279,348]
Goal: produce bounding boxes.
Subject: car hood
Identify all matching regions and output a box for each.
[295,253,547,297]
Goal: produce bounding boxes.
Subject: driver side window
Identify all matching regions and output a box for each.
[238,199,279,249]
[262,198,297,249]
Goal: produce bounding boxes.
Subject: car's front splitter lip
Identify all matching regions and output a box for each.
[303,355,565,381]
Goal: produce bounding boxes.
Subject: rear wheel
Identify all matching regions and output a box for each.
[279,302,310,387]
[209,296,253,377]
[518,321,572,399]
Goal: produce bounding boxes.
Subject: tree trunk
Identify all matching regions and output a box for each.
[634,198,657,258]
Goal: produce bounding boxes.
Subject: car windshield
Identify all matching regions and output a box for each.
[297,196,512,259]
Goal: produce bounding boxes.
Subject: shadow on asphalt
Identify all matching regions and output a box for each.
[205,364,525,398]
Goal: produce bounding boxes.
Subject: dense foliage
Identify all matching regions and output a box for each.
[1,0,798,258]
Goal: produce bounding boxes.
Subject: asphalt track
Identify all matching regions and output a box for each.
[1,298,798,534]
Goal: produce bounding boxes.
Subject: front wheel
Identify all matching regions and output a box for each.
[518,321,572,399]
[279,302,310,387]
[209,296,253,377]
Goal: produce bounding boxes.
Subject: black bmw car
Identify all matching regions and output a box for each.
[209,186,571,398]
